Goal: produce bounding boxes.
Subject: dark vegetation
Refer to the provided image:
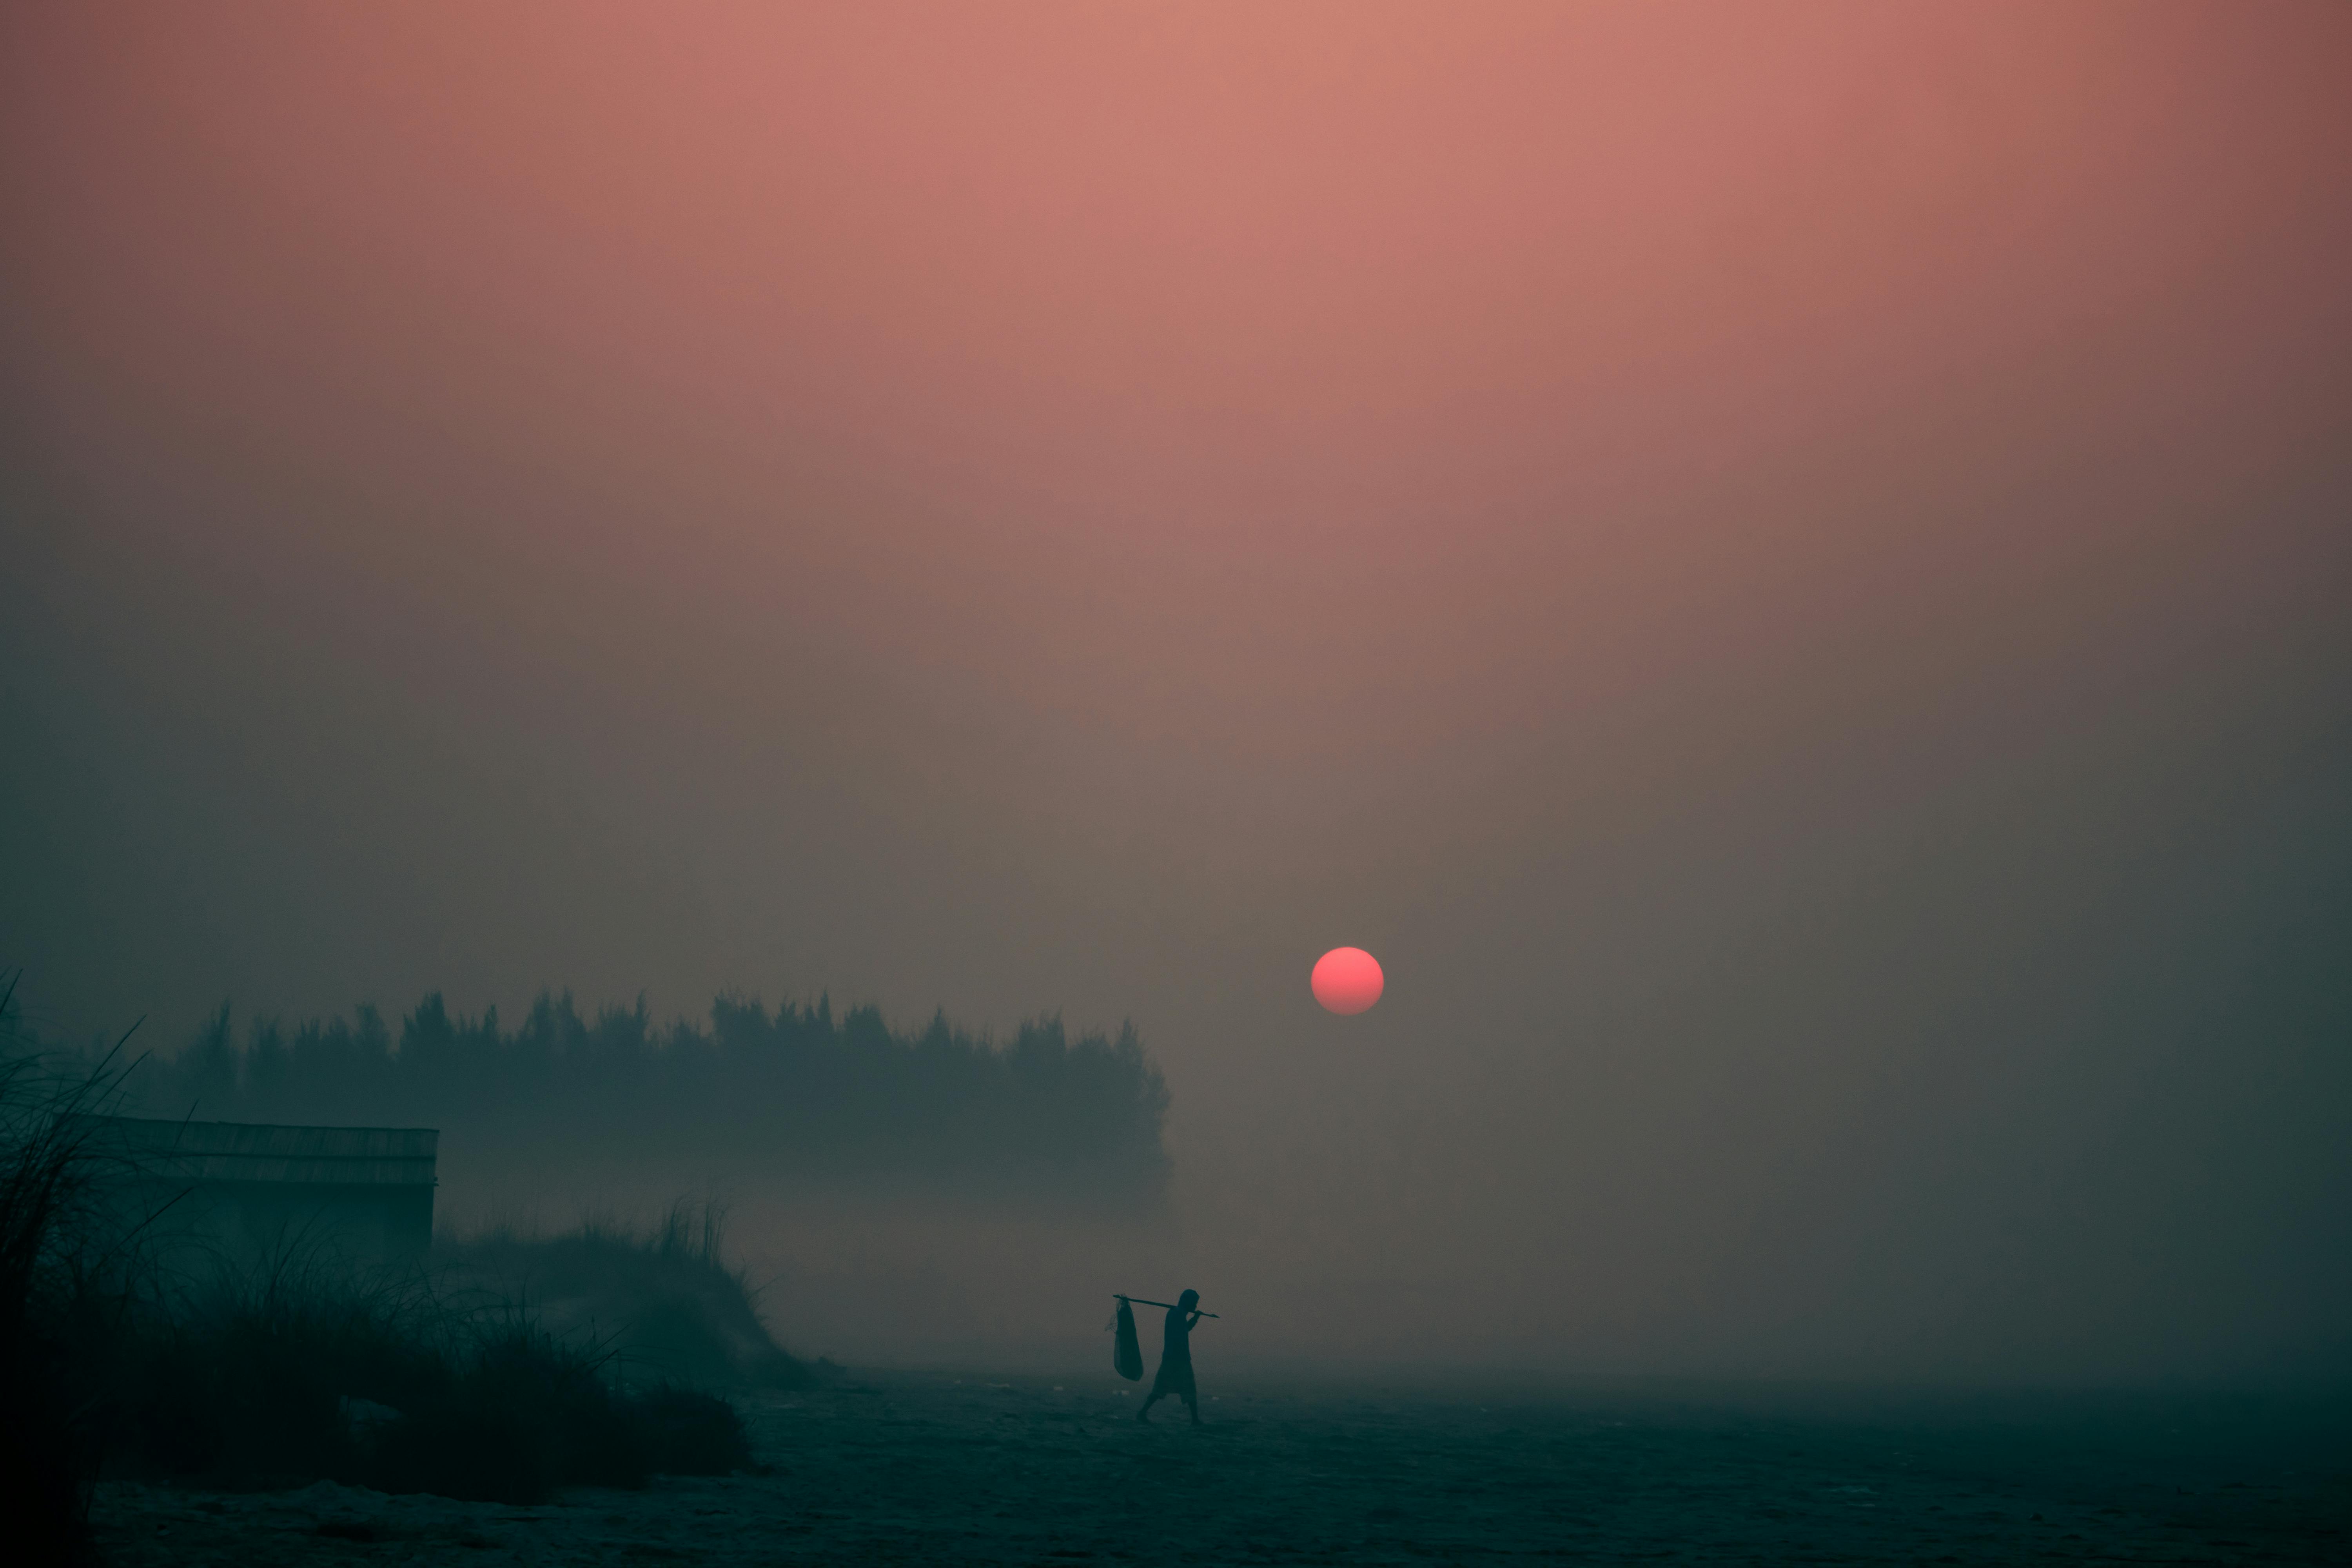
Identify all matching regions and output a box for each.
[130,990,1171,1200]
[437,1201,813,1390]
[4,983,794,1564]
[87,1256,757,1504]
[2,976,122,1565]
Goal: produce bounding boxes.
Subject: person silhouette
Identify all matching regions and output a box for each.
[1136,1288,1203,1425]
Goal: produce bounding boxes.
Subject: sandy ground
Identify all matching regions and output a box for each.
[90,1370,2350,1565]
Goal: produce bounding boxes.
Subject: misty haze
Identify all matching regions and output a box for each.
[5,3,2348,1564]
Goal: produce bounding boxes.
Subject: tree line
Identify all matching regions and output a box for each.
[118,990,1172,1200]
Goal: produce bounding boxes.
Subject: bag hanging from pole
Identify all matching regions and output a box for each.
[1112,1297,1143,1381]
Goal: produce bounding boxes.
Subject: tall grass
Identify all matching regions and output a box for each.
[92,1254,755,1503]
[125,989,1171,1201]
[6,985,767,1528]
[1,973,140,1566]
[439,1200,813,1390]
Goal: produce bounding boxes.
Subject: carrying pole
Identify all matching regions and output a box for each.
[1115,1294,1220,1318]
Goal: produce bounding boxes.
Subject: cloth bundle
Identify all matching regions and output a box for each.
[1112,1296,1144,1381]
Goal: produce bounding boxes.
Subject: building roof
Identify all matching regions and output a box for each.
[71,1116,438,1187]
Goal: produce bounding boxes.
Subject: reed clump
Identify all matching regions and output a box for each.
[66,1240,763,1504]
[438,1200,815,1391]
[5,994,769,1525]
[92,1262,757,1502]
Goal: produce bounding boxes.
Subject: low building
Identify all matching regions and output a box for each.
[76,1116,438,1262]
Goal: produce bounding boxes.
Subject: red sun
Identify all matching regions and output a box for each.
[1311,947,1385,1015]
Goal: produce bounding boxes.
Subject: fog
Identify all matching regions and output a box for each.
[5,2,2348,1385]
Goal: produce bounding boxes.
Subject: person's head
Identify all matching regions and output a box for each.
[1177,1289,1199,1312]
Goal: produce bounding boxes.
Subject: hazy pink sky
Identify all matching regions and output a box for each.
[6,2,2349,1377]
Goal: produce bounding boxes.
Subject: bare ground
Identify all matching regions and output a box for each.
[90,1370,2350,1564]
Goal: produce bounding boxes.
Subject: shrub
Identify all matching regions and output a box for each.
[61,1229,768,1503]
[100,1261,454,1489]
[437,1200,813,1390]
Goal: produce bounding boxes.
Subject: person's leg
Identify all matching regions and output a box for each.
[1181,1388,1200,1426]
[1137,1389,1160,1422]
